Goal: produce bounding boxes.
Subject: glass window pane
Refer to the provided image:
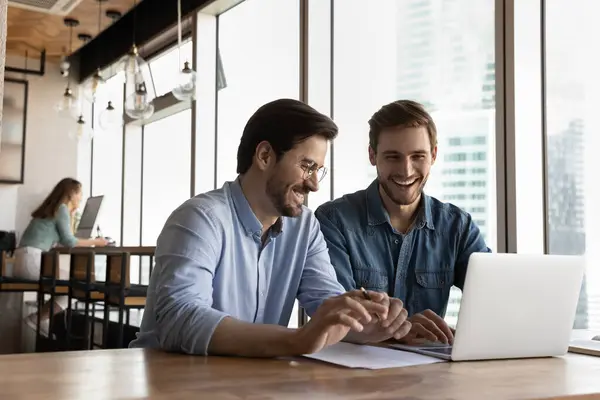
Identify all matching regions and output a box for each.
[123,124,142,246]
[216,0,300,186]
[546,0,600,330]
[194,13,218,194]
[149,41,194,98]
[333,0,496,328]
[141,109,192,246]
[92,76,124,244]
[306,0,332,210]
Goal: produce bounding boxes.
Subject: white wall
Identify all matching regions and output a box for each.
[0,59,85,237]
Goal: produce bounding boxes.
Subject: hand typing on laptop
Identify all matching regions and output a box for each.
[399,309,455,345]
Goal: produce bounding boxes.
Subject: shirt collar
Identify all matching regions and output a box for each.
[229,178,284,237]
[365,179,434,231]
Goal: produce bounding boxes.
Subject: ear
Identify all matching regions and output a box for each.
[431,145,438,165]
[368,145,377,166]
[254,141,274,172]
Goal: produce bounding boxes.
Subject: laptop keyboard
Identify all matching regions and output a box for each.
[422,346,453,355]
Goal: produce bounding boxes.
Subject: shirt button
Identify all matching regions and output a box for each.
[394,239,399,244]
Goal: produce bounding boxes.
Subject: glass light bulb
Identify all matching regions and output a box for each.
[83,70,106,104]
[60,57,70,77]
[69,115,94,142]
[172,61,197,101]
[60,59,70,70]
[54,87,79,118]
[98,101,122,131]
[120,45,149,84]
[125,83,154,120]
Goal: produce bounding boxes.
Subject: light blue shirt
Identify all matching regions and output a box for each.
[19,204,78,251]
[130,179,344,355]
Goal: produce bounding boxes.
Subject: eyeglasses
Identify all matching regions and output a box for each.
[298,162,328,183]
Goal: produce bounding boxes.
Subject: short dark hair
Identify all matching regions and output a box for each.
[236,99,338,174]
[368,100,437,152]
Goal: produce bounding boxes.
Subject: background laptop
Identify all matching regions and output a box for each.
[75,195,104,239]
[392,252,585,361]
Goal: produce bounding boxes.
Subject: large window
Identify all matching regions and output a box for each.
[545,0,600,330]
[141,109,192,246]
[91,76,124,244]
[85,0,600,333]
[122,124,142,246]
[149,40,194,98]
[330,0,496,327]
[215,0,300,186]
[305,0,332,210]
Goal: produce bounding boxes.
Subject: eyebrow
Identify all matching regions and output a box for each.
[381,150,429,156]
[300,157,323,168]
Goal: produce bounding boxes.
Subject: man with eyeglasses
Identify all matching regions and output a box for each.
[315,100,491,345]
[130,99,412,357]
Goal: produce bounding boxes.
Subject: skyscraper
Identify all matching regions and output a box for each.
[394,0,495,326]
[547,119,588,328]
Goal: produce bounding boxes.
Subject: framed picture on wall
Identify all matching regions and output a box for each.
[0,78,28,184]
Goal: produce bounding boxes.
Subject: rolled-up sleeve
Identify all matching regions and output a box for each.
[152,205,229,355]
[55,204,78,247]
[297,215,345,316]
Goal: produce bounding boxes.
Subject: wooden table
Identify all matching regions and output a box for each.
[0,349,599,399]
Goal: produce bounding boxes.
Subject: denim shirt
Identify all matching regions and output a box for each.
[315,179,491,317]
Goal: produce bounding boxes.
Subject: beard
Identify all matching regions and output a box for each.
[265,174,310,218]
[379,173,428,206]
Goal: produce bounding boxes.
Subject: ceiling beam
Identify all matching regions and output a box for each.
[70,0,215,83]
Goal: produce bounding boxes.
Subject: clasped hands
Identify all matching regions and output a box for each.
[293,290,412,354]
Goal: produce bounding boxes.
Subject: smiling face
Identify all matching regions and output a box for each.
[369,125,437,207]
[262,135,328,217]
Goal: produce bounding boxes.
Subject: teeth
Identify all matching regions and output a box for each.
[293,190,304,201]
[393,179,416,186]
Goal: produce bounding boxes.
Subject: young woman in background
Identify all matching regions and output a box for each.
[14,177,109,336]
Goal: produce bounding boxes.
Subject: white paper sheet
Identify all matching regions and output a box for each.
[303,342,447,369]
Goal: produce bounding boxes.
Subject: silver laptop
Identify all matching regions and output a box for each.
[392,252,585,361]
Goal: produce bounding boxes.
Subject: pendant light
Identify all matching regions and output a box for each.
[99,101,122,130]
[54,18,80,118]
[82,0,108,104]
[98,8,123,131]
[121,0,154,119]
[125,80,155,119]
[69,114,94,142]
[172,0,197,101]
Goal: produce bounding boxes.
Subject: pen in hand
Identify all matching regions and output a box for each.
[360,287,382,322]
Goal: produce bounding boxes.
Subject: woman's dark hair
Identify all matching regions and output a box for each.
[31,178,82,219]
[236,99,338,174]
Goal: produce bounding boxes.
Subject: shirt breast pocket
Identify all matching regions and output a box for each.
[354,266,389,292]
[414,269,454,315]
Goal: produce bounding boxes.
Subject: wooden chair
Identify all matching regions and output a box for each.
[66,251,105,350]
[0,250,39,292]
[102,252,147,348]
[35,250,70,351]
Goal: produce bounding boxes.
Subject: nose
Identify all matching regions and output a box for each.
[306,173,319,192]
[397,156,414,177]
